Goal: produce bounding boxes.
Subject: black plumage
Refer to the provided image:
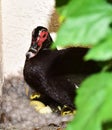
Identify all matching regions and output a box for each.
[23,26,100,110]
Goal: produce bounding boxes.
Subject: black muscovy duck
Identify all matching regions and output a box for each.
[23,26,100,111]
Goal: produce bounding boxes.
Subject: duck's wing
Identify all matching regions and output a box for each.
[49,47,100,76]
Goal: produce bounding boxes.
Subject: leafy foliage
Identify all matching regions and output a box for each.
[85,33,112,61]
[55,0,112,130]
[54,0,112,48]
[67,72,112,130]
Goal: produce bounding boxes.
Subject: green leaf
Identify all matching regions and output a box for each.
[85,33,112,61]
[55,0,70,22]
[53,0,112,48]
[66,72,112,130]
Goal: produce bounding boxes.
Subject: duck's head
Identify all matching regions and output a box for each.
[26,26,53,60]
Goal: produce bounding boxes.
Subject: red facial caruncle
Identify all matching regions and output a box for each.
[36,29,48,47]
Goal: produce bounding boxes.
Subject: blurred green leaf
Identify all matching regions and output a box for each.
[55,1,112,130]
[55,0,70,22]
[53,0,112,48]
[85,32,112,61]
[66,72,112,130]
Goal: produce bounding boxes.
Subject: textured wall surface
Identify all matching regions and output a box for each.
[0,0,3,96]
[1,0,57,77]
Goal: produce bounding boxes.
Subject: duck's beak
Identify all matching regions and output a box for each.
[26,42,41,60]
[26,51,36,60]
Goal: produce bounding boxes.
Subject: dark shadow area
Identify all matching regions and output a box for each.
[109,22,112,28]
[102,121,112,130]
[106,0,112,4]
[56,0,69,7]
